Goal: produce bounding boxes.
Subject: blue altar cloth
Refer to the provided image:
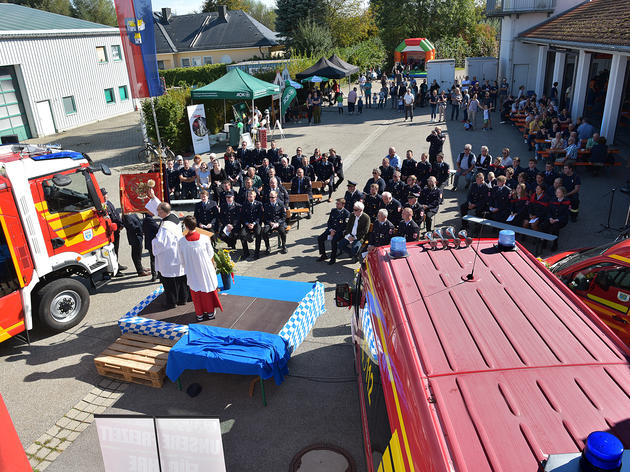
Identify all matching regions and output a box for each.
[166,324,291,385]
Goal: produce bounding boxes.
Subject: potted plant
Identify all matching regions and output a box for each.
[214,249,236,290]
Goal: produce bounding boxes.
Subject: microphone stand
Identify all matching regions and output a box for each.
[599,187,623,233]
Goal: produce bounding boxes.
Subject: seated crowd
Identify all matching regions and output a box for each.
[453,143,582,250]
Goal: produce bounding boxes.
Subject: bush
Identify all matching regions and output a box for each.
[434,36,468,67]
[337,36,387,72]
[142,88,191,153]
[160,63,227,88]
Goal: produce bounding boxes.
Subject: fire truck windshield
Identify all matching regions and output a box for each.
[43,172,94,213]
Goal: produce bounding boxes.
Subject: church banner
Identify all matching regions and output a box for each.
[119,172,163,214]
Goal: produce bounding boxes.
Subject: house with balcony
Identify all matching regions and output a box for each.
[492,0,630,144]
[153,5,281,71]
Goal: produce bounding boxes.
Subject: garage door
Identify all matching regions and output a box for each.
[0,67,30,141]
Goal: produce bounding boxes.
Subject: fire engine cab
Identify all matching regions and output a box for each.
[0,144,118,343]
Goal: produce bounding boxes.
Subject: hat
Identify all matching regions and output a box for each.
[347,180,357,186]
[100,188,107,195]
[176,155,183,161]
[408,192,419,199]
[225,190,235,197]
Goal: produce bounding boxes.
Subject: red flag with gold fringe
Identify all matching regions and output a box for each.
[119,172,163,213]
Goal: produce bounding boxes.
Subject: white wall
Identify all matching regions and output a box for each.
[0,32,134,137]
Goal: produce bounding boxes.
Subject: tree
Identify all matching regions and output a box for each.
[244,0,277,30]
[291,18,333,57]
[12,0,73,16]
[201,0,249,13]
[275,0,327,43]
[72,0,116,25]
[325,0,377,47]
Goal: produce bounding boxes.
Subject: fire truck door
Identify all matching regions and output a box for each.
[0,188,33,341]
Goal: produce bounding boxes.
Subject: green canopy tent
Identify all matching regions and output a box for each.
[191,68,280,127]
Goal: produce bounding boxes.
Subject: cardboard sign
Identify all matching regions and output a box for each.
[95,416,226,472]
[120,172,163,214]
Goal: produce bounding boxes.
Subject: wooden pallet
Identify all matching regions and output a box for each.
[94,333,177,388]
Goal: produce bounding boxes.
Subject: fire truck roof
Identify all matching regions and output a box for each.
[367,240,630,470]
[0,145,84,163]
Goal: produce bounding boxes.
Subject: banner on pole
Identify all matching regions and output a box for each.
[281,86,297,116]
[119,172,164,214]
[113,0,163,98]
[187,104,211,155]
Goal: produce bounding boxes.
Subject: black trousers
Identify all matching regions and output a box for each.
[160,274,188,307]
[218,226,239,249]
[130,243,144,273]
[318,229,344,257]
[149,252,155,276]
[240,223,262,255]
[262,224,287,249]
[333,168,344,190]
[405,104,413,120]
[425,211,437,232]
[460,203,486,228]
[113,230,121,257]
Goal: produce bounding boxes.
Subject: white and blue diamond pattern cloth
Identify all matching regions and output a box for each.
[278,282,326,350]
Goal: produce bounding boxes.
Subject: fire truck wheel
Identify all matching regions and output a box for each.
[37,278,90,331]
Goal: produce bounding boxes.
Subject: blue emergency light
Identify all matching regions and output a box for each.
[582,431,624,471]
[390,237,408,258]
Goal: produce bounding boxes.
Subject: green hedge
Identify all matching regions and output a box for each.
[142,88,192,153]
[160,63,227,88]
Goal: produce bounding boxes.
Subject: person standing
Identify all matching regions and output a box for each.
[178,216,223,322]
[122,213,151,277]
[429,90,438,122]
[102,188,127,276]
[347,87,358,115]
[312,90,322,125]
[450,87,462,121]
[142,214,160,282]
[152,201,187,309]
[468,93,480,130]
[426,127,446,165]
[306,92,314,125]
[403,88,414,122]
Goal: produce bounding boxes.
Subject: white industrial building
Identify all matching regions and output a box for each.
[0,3,134,141]
[490,0,630,144]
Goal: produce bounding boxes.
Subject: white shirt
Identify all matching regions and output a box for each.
[152,218,185,278]
[177,234,218,293]
[503,156,513,167]
[404,92,414,105]
[351,214,360,237]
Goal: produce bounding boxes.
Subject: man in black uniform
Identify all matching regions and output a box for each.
[246,140,266,169]
[239,190,263,259]
[398,207,420,242]
[488,175,511,222]
[262,190,287,254]
[379,191,402,226]
[262,177,289,207]
[543,162,558,189]
[258,158,274,187]
[178,159,197,199]
[194,190,220,235]
[165,160,181,199]
[237,177,259,204]
[379,158,395,182]
[225,153,242,188]
[122,213,151,276]
[416,153,432,187]
[218,191,241,249]
[368,209,395,248]
[419,176,440,231]
[329,148,344,190]
[426,127,446,164]
[400,150,417,181]
[267,140,281,167]
[236,140,248,164]
[460,173,490,229]
[431,152,450,201]
[344,180,364,213]
[385,171,405,203]
[364,183,382,222]
[102,188,127,275]
[317,198,349,261]
[561,163,581,222]
[315,153,335,200]
[404,192,423,225]
[278,157,295,183]
[291,167,312,217]
[290,147,305,169]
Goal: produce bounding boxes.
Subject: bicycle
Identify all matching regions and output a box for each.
[137,141,176,163]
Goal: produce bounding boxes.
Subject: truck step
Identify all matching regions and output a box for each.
[94,333,177,389]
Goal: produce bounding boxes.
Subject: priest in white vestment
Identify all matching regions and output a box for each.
[178,216,223,321]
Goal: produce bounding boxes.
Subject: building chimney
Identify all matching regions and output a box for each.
[161,8,172,23]
[217,5,229,22]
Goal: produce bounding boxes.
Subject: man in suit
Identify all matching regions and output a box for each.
[398,207,420,242]
[329,148,344,190]
[460,173,491,229]
[318,198,350,262]
[193,190,220,235]
[224,153,242,188]
[261,177,289,207]
[278,157,295,183]
[385,171,405,203]
[218,191,241,249]
[247,140,266,169]
[239,189,263,259]
[364,183,382,222]
[291,147,305,169]
[267,140,281,167]
[368,209,395,248]
[335,201,371,264]
[142,214,160,281]
[363,168,386,194]
[315,153,335,200]
[291,167,312,219]
[236,140,249,164]
[379,191,402,226]
[488,175,511,222]
[102,188,127,275]
[122,213,151,276]
[262,190,287,254]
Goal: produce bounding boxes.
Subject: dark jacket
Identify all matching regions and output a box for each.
[379,198,402,226]
[225,160,242,180]
[431,162,450,187]
[344,211,371,241]
[415,161,432,186]
[326,207,350,233]
[291,175,312,196]
[379,165,394,182]
[420,187,440,214]
[397,219,420,242]
[529,192,549,218]
[426,132,446,156]
[240,199,264,225]
[142,215,160,251]
[364,193,382,221]
[363,177,386,194]
[278,165,296,183]
[122,213,143,247]
[194,200,220,229]
[466,182,491,209]
[385,180,405,203]
[105,200,122,227]
[546,198,570,226]
[343,189,364,212]
[401,158,417,178]
[261,185,289,207]
[263,201,287,226]
[369,219,395,247]
[220,202,242,230]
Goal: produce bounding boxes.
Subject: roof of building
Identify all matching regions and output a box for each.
[519,0,630,48]
[0,3,115,34]
[153,9,279,54]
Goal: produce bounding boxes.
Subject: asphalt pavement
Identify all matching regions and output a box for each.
[2,100,630,471]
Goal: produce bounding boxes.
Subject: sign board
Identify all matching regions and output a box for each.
[187,104,211,155]
[95,415,227,472]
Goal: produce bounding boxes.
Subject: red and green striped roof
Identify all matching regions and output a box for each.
[395,37,435,52]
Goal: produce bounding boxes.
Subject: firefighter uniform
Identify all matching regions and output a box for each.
[218,196,241,249]
[488,185,511,222]
[318,206,350,259]
[343,184,364,212]
[379,198,402,226]
[262,200,287,253]
[368,219,395,247]
[193,199,220,233]
[364,193,382,222]
[239,199,263,258]
[397,219,420,242]
[460,182,491,228]
[419,186,440,231]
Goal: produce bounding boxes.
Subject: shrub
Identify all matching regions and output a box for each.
[142,88,191,153]
[160,63,227,88]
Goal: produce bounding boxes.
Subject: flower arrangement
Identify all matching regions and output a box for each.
[214,249,236,276]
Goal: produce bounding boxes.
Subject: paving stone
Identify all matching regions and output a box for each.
[90,387,103,396]
[65,409,80,420]
[75,411,90,422]
[56,417,71,429]
[75,422,90,432]
[34,447,52,461]
[28,457,40,468]
[117,382,129,391]
[25,443,41,455]
[84,393,97,404]
[66,431,81,442]
[84,404,99,413]
[37,459,53,471]
[45,425,61,437]
[56,440,71,452]
[34,434,52,447]
[94,406,107,414]
[44,451,60,462]
[66,420,81,431]
[74,400,90,411]
[46,437,61,449]
[55,429,71,440]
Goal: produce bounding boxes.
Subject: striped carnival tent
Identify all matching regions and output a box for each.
[394,37,436,68]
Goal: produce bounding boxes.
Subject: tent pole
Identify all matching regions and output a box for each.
[223,99,226,126]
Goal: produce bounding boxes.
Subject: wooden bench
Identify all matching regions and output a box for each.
[94,333,177,388]
[287,194,311,228]
[282,182,292,191]
[311,181,325,209]
[462,215,556,255]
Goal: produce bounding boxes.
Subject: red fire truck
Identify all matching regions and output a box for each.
[336,235,630,471]
[0,144,118,343]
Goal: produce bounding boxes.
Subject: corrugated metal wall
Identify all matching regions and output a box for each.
[0,32,134,137]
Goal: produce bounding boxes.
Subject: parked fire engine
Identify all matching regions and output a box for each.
[0,144,118,343]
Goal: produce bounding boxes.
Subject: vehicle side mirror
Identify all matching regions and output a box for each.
[51,173,72,187]
[100,163,111,176]
[335,284,352,307]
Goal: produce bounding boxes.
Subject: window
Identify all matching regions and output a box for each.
[203,56,213,65]
[191,56,202,67]
[111,45,122,62]
[157,60,165,70]
[118,86,128,101]
[181,58,191,68]
[62,96,76,115]
[104,88,115,104]
[43,173,94,214]
[96,46,108,63]
[0,226,19,297]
